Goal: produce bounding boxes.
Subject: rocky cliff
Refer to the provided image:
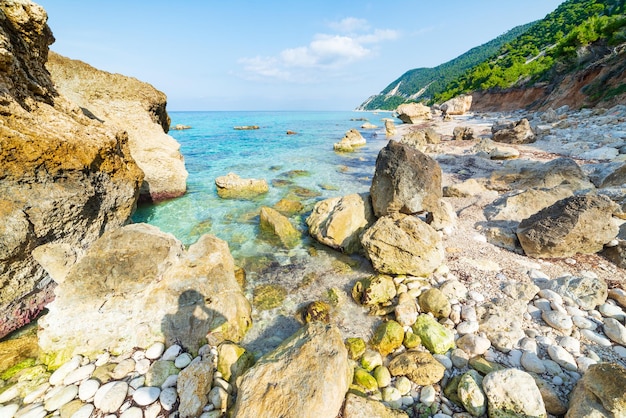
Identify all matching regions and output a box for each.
[0,0,143,338]
[46,52,188,203]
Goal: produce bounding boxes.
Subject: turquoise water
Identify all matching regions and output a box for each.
[133,111,393,262]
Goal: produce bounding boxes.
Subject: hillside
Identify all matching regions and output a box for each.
[359,0,626,111]
[356,23,533,111]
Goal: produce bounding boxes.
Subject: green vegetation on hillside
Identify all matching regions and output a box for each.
[434,0,626,102]
[358,23,533,111]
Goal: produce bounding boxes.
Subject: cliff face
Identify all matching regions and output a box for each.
[0,0,144,338]
[472,43,626,112]
[46,53,189,203]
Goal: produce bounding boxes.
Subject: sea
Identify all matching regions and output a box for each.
[133,110,393,261]
[132,110,394,352]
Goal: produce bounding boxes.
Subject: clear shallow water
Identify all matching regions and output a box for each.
[133,110,392,262]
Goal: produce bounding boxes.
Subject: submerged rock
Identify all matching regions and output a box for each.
[259,206,300,249]
[215,172,269,199]
[232,322,351,418]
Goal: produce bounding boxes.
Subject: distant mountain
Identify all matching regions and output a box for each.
[358,0,626,111]
[356,23,534,111]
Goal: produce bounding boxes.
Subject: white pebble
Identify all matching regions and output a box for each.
[174,352,193,368]
[16,404,47,418]
[614,345,626,359]
[468,290,484,303]
[49,356,82,386]
[159,387,177,411]
[94,381,129,414]
[559,336,581,356]
[580,329,613,347]
[120,406,143,418]
[401,395,415,407]
[213,377,232,394]
[161,345,182,361]
[456,320,479,335]
[395,376,412,395]
[548,345,578,371]
[538,289,563,304]
[133,386,161,406]
[519,337,538,354]
[95,352,110,367]
[135,358,151,375]
[0,386,20,404]
[22,383,50,404]
[521,351,546,374]
[543,359,563,375]
[132,351,146,362]
[112,358,136,379]
[576,356,597,373]
[79,379,100,401]
[63,364,95,385]
[145,342,166,360]
[507,349,522,367]
[572,315,596,330]
[44,384,78,412]
[534,298,552,312]
[420,385,436,406]
[71,404,95,418]
[0,404,19,418]
[528,268,549,280]
[433,354,452,370]
[604,318,626,345]
[209,386,229,411]
[552,376,563,386]
[144,403,162,418]
[160,374,178,389]
[129,376,146,390]
[599,303,626,320]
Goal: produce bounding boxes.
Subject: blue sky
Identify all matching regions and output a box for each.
[37,1,564,111]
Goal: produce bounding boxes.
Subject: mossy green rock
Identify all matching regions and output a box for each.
[469,356,505,375]
[145,360,179,387]
[370,320,405,356]
[303,301,331,324]
[259,206,300,249]
[444,374,463,406]
[373,365,392,388]
[352,274,397,306]
[354,368,379,392]
[418,288,451,318]
[411,314,455,354]
[403,331,421,349]
[458,369,486,417]
[388,351,445,386]
[253,284,287,310]
[217,342,254,383]
[345,338,366,360]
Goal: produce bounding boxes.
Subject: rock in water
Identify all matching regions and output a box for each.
[306,193,375,254]
[370,140,442,218]
[517,194,620,258]
[0,1,144,338]
[38,224,251,368]
[215,172,269,199]
[333,129,366,152]
[232,322,351,418]
[47,52,188,203]
[259,206,300,249]
[361,214,444,276]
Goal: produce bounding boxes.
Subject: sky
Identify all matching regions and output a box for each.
[36,1,565,111]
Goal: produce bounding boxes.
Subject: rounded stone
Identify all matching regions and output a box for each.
[572,315,596,330]
[79,379,100,401]
[209,386,229,411]
[129,376,146,390]
[604,317,626,345]
[160,374,178,389]
[433,353,453,370]
[613,345,626,359]
[174,352,193,369]
[23,383,50,404]
[159,387,178,411]
[542,310,573,331]
[599,303,626,320]
[145,342,166,360]
[559,336,581,355]
[94,381,129,413]
[456,333,491,356]
[63,364,96,385]
[418,288,451,318]
[373,366,391,388]
[133,386,161,406]
[120,406,143,418]
[580,329,612,347]
[161,344,182,361]
[547,345,578,371]
[395,376,412,396]
[450,349,469,369]
[420,385,436,406]
[44,384,79,412]
[521,351,546,374]
[456,320,479,335]
[49,355,82,386]
[135,358,151,375]
[112,359,136,379]
[0,404,19,418]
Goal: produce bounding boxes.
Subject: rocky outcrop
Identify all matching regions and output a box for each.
[306,193,375,254]
[491,118,536,144]
[37,224,252,367]
[566,363,626,418]
[517,194,620,258]
[334,128,366,152]
[395,102,432,124]
[361,214,444,276]
[214,172,269,198]
[441,94,472,115]
[370,140,442,218]
[232,322,351,418]
[47,53,188,203]
[0,0,144,338]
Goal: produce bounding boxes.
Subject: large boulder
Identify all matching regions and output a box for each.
[484,187,574,222]
[215,172,269,198]
[370,140,442,218]
[441,94,472,115]
[37,224,252,367]
[395,103,432,124]
[482,369,547,418]
[47,52,188,203]
[361,214,444,276]
[0,0,144,338]
[566,363,626,418]
[232,322,351,418]
[333,129,366,152]
[306,193,375,254]
[491,118,536,144]
[517,194,620,258]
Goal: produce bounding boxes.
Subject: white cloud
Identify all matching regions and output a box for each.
[239,18,399,82]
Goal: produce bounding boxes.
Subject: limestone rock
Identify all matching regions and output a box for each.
[47,52,188,203]
[259,206,300,249]
[343,393,409,418]
[334,129,366,152]
[566,363,626,418]
[398,128,441,151]
[38,224,252,367]
[453,126,475,141]
[370,320,405,356]
[395,103,432,124]
[476,299,526,352]
[482,369,546,418]
[394,292,419,327]
[492,118,536,144]
[539,275,607,311]
[601,240,626,268]
[217,342,254,384]
[485,187,574,223]
[411,314,455,354]
[215,172,269,199]
[370,140,442,218]
[0,1,144,338]
[177,356,214,418]
[361,214,444,277]
[306,193,375,254]
[458,370,486,417]
[441,95,472,115]
[517,194,620,258]
[388,350,446,385]
[232,322,351,418]
[351,274,397,307]
[418,288,451,319]
[384,119,397,137]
